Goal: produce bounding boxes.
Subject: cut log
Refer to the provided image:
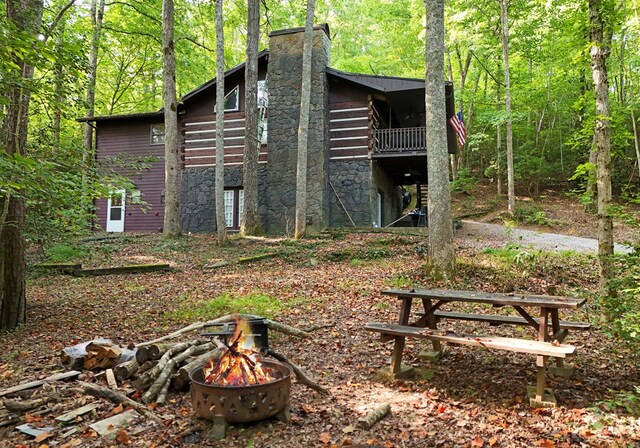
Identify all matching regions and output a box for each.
[75,381,162,424]
[114,359,139,382]
[0,371,80,397]
[266,350,328,395]
[178,347,224,384]
[137,360,157,375]
[33,262,81,274]
[137,314,309,347]
[156,374,172,405]
[2,395,58,413]
[357,403,391,429]
[84,342,122,370]
[142,342,216,403]
[135,340,202,390]
[73,263,172,277]
[135,343,173,364]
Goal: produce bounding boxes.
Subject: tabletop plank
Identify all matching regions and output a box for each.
[381,288,586,309]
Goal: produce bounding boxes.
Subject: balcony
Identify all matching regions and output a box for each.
[372,127,426,156]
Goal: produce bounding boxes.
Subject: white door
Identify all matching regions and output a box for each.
[106,190,125,232]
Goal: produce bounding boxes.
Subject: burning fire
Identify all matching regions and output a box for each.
[203,318,272,386]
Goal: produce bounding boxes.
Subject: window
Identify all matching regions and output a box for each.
[258,80,268,144]
[151,124,165,144]
[224,86,239,112]
[257,80,268,108]
[223,188,244,230]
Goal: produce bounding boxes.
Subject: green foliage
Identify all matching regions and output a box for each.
[149,237,193,254]
[44,243,88,262]
[450,167,477,195]
[482,243,539,270]
[513,203,552,226]
[326,246,391,263]
[172,292,296,321]
[599,387,640,416]
[605,251,640,346]
[390,274,413,288]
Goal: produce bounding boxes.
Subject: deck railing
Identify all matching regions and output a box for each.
[372,127,426,154]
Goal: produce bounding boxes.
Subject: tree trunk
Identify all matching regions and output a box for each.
[589,0,614,294]
[631,110,640,181]
[241,0,261,236]
[294,0,316,240]
[425,0,455,276]
[215,0,227,245]
[496,83,503,195]
[162,0,181,236]
[52,25,65,152]
[499,0,516,215]
[0,0,44,330]
[83,0,105,183]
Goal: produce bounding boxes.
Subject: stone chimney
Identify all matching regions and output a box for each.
[265,24,331,234]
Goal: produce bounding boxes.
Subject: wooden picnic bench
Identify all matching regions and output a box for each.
[365,288,590,407]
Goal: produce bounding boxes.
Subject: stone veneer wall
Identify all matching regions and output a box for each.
[181,166,268,232]
[265,26,331,233]
[328,160,373,227]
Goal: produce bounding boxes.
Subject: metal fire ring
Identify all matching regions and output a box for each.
[189,359,292,424]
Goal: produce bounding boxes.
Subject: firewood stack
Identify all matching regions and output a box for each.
[124,339,224,404]
[83,342,122,370]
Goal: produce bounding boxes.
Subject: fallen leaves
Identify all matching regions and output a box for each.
[1,231,639,447]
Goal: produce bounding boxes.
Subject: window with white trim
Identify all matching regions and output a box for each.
[151,124,165,144]
[223,86,239,112]
[223,188,244,230]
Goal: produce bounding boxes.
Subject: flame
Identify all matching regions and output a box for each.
[203,317,272,386]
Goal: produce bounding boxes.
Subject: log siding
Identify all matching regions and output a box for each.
[181,112,268,169]
[328,101,371,160]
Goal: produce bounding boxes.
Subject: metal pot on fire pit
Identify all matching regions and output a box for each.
[189,359,292,424]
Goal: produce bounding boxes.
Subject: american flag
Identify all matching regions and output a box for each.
[448,111,467,147]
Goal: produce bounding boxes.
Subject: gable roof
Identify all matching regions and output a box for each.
[180,50,269,104]
[326,68,426,93]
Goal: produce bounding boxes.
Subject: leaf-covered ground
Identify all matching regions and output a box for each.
[1,225,639,447]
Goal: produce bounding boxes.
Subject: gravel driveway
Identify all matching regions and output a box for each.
[457,220,632,254]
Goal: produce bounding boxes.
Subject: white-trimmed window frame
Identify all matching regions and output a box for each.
[150,124,165,145]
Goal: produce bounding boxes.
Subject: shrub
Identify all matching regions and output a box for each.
[45,243,88,262]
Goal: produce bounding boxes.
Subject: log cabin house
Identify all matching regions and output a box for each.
[81,24,456,234]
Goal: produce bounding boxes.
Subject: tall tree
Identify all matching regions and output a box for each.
[294,0,316,240]
[241,0,261,236]
[589,0,614,292]
[425,0,455,275]
[83,0,105,180]
[162,0,181,236]
[0,0,44,330]
[499,0,516,214]
[215,0,227,245]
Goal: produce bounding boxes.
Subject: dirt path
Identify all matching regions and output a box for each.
[457,220,632,254]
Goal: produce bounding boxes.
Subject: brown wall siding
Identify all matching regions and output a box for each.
[95,120,165,232]
[182,112,267,169]
[183,66,269,121]
[329,100,370,160]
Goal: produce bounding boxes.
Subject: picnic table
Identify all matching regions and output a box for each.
[365,288,590,407]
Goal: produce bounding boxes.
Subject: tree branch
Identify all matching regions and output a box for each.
[43,0,77,41]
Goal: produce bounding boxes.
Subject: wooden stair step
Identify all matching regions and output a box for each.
[364,322,577,358]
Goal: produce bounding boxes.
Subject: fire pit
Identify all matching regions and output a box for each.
[189,317,293,439]
[190,359,292,423]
